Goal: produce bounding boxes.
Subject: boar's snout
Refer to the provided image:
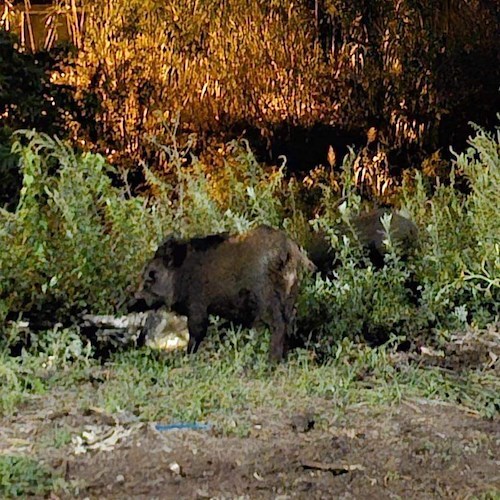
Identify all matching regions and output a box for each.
[128,258,175,312]
[126,293,166,312]
[126,296,150,313]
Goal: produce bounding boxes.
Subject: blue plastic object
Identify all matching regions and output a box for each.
[155,422,211,431]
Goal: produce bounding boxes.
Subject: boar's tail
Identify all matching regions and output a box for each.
[302,254,317,273]
[296,246,316,274]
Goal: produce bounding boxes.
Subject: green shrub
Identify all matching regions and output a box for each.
[0,131,155,325]
[402,123,499,327]
[298,218,417,353]
[297,123,498,353]
[0,455,61,497]
[148,132,292,236]
[1,124,497,352]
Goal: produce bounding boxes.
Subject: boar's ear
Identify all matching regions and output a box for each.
[189,233,229,252]
[155,236,188,267]
[170,242,188,266]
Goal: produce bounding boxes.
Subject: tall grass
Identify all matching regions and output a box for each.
[69,0,499,167]
[64,0,326,171]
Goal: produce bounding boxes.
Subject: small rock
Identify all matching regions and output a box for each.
[169,461,181,475]
[115,474,125,483]
[253,471,264,481]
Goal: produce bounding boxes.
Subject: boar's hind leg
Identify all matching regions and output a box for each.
[187,308,209,354]
[268,287,299,363]
[268,294,296,363]
[269,321,286,362]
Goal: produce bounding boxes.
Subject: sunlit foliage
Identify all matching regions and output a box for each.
[13,0,492,177]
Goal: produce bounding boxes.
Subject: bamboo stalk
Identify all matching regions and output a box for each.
[23,0,36,52]
[70,0,81,49]
[44,10,56,51]
[20,11,25,47]
[1,1,14,31]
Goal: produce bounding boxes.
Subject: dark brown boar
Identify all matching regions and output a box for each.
[307,209,419,274]
[128,225,315,362]
[352,209,419,267]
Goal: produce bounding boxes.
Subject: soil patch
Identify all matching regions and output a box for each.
[2,399,499,499]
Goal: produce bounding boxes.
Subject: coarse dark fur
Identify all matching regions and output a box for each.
[307,209,419,275]
[128,225,315,362]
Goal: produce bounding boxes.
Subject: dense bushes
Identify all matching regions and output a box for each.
[299,123,499,352]
[1,124,498,352]
[0,129,298,326]
[404,124,500,326]
[0,132,152,324]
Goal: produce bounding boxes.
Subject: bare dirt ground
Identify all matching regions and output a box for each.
[2,397,499,499]
[1,326,499,498]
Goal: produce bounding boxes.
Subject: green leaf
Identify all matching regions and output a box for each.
[24,173,34,186]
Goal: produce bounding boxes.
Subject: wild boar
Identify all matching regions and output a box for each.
[307,209,419,274]
[128,225,315,362]
[352,209,419,267]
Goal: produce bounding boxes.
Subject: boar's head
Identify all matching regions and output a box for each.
[128,237,187,312]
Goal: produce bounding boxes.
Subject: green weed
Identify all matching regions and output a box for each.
[0,455,61,498]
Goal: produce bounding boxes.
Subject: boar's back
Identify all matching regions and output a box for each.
[352,209,418,259]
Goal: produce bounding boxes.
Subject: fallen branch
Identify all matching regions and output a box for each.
[300,460,365,475]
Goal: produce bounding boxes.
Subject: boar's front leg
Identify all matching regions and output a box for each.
[187,305,209,354]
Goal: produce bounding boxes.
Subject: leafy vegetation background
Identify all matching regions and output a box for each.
[0,0,498,348]
[0,5,498,495]
[1,124,498,346]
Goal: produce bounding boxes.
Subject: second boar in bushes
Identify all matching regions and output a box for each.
[307,209,419,274]
[128,225,315,362]
[351,209,418,266]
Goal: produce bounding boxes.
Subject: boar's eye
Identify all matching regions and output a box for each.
[145,269,157,283]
